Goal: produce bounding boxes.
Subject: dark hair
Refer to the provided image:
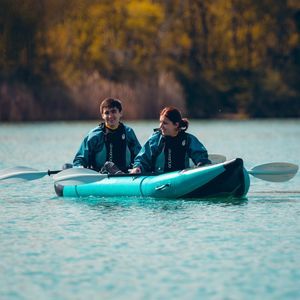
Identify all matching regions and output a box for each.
[100,98,122,113]
[160,106,189,131]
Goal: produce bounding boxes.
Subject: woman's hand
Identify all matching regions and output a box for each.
[130,167,142,174]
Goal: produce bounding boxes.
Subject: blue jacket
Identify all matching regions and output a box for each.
[133,130,210,173]
[73,123,141,171]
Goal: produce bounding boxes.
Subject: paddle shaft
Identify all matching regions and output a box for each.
[48,170,61,175]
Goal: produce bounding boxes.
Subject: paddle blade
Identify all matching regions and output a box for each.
[53,168,107,186]
[0,166,48,184]
[208,154,227,165]
[248,162,299,182]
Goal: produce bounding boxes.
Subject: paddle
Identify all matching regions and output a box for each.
[1,156,298,185]
[53,160,299,186]
[55,161,299,186]
[53,167,107,185]
[208,154,226,164]
[0,154,226,184]
[248,162,299,182]
[0,166,61,184]
[53,162,298,185]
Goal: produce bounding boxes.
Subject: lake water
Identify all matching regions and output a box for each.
[0,120,299,300]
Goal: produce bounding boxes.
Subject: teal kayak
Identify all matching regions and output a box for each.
[55,158,250,199]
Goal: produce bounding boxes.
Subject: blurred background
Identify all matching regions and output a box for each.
[0,0,299,121]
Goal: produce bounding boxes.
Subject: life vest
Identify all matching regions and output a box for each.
[104,123,127,171]
[153,131,188,172]
[163,132,188,172]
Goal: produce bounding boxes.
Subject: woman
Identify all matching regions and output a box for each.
[131,107,210,174]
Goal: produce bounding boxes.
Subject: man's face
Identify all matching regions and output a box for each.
[101,107,122,129]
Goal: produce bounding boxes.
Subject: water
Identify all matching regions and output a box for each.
[0,120,299,300]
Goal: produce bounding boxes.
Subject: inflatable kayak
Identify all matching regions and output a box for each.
[54,158,250,199]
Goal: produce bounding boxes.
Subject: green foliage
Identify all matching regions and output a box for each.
[0,0,299,120]
[45,0,164,82]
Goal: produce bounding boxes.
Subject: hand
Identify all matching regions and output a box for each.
[130,167,142,174]
[196,162,204,167]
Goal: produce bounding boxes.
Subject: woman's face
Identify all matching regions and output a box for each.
[159,115,179,137]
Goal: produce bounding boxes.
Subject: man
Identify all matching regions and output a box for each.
[73,98,141,173]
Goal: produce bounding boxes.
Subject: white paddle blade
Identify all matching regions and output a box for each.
[208,154,227,165]
[0,166,47,184]
[249,162,299,182]
[53,168,107,186]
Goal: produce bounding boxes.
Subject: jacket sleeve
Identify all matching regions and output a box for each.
[133,135,158,172]
[73,135,90,167]
[187,134,210,165]
[73,128,103,168]
[126,127,142,158]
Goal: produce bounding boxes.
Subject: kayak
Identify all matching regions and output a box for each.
[54,158,250,199]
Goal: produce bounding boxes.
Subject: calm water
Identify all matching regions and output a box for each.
[0,120,299,300]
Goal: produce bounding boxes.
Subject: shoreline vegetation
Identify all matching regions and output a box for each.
[1,0,300,121]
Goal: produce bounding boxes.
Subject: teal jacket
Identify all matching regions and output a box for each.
[73,123,141,171]
[133,130,210,173]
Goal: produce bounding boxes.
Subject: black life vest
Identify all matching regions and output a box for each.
[163,132,187,172]
[104,123,127,171]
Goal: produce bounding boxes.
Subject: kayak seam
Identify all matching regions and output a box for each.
[75,185,80,197]
[139,177,146,197]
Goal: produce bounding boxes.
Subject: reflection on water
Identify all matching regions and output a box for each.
[53,195,249,211]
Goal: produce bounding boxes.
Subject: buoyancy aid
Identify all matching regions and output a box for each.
[152,131,188,172]
[163,132,187,172]
[104,123,127,171]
